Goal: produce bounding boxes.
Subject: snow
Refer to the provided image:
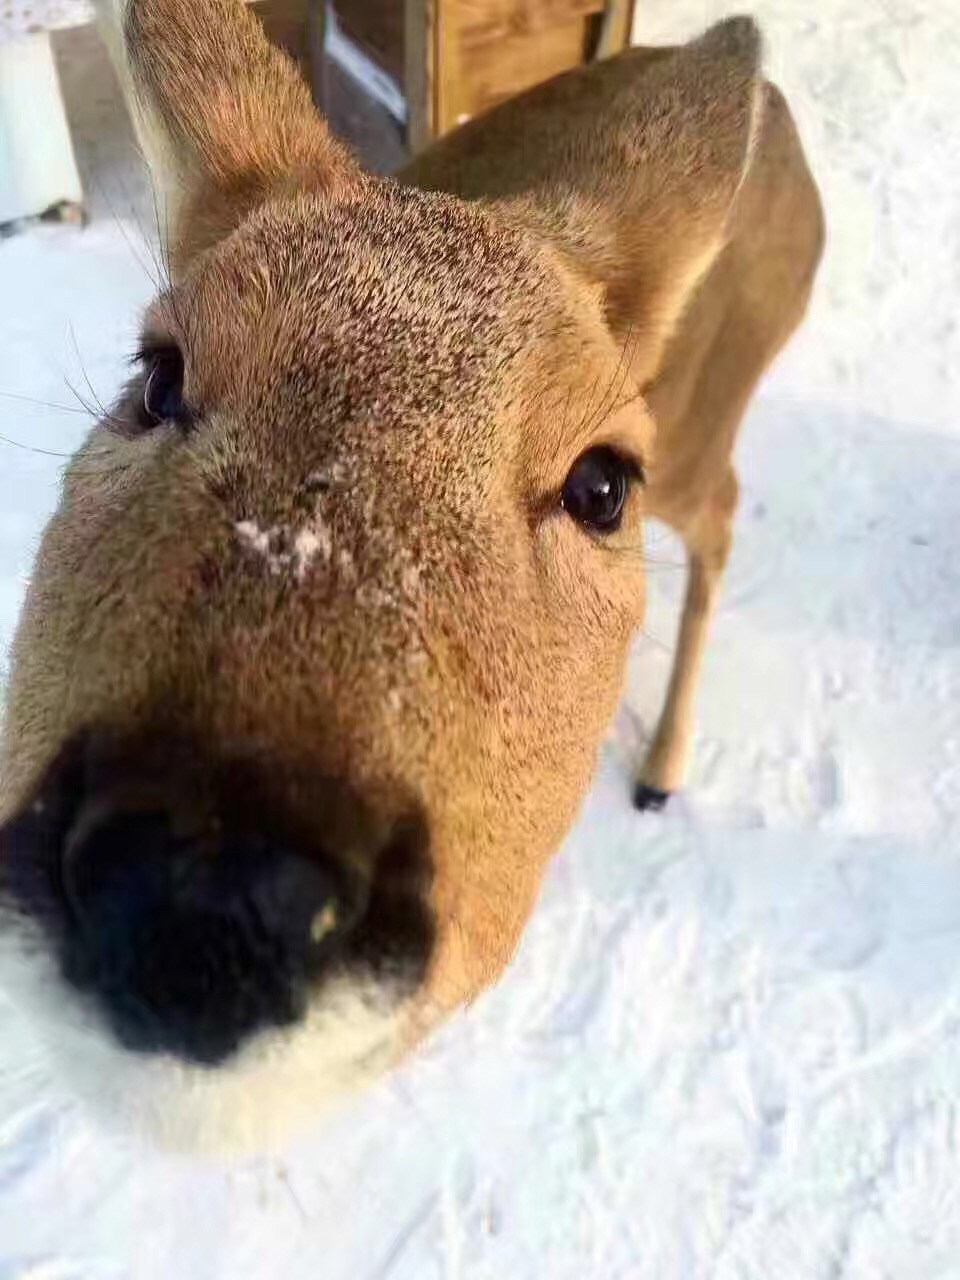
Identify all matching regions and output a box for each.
[235,517,335,579]
[1,2,959,1276]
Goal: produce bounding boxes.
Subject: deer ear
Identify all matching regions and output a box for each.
[96,0,360,272]
[403,17,763,384]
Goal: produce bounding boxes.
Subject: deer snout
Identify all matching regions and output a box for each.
[1,732,435,1068]
[62,803,364,1066]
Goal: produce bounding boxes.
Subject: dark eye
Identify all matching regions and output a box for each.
[140,345,188,429]
[561,446,639,534]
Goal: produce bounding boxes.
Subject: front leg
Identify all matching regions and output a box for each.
[635,469,738,811]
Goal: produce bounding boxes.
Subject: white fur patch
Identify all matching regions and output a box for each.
[236,518,334,582]
[0,912,409,1155]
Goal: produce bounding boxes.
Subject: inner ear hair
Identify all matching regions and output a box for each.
[95,0,360,271]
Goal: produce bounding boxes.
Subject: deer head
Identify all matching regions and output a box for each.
[0,1,762,1151]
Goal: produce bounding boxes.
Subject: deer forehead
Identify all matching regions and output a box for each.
[142,189,622,557]
[177,187,582,395]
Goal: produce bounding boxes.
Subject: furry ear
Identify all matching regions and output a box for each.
[402,17,763,385]
[96,0,360,272]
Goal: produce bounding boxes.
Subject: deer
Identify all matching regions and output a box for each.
[0,0,823,1152]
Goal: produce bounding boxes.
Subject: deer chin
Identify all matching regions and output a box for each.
[0,912,419,1156]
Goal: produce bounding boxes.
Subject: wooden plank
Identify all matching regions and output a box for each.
[306,0,326,108]
[593,0,634,59]
[456,16,590,120]
[405,0,639,151]
[405,0,434,151]
[434,0,463,134]
[457,0,604,41]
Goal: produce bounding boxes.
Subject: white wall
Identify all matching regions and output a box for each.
[632,1,960,438]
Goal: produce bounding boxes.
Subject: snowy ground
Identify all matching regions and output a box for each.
[1,2,960,1277]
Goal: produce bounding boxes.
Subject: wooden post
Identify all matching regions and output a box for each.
[595,0,635,60]
[404,0,433,153]
[306,0,327,109]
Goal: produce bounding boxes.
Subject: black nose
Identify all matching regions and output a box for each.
[60,803,362,1065]
[0,734,434,1067]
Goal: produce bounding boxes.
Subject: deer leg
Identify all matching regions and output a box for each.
[635,468,738,811]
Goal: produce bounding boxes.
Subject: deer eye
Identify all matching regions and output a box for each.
[139,345,189,429]
[561,446,641,534]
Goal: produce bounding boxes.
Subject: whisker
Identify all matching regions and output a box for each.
[115,164,169,294]
[61,373,98,419]
[0,432,74,459]
[585,321,638,437]
[133,159,203,374]
[1,382,127,447]
[566,371,602,445]
[61,375,126,434]
[0,389,91,415]
[555,324,644,465]
[148,169,174,291]
[89,167,162,293]
[68,325,114,421]
[0,429,131,477]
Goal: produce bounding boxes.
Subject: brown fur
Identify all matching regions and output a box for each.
[0,3,822,1038]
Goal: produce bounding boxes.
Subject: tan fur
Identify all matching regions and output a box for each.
[404,30,825,797]
[0,1,822,1070]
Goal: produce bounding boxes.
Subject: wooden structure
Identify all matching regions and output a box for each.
[330,0,636,150]
[0,0,636,225]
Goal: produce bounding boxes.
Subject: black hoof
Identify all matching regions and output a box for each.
[633,783,671,813]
